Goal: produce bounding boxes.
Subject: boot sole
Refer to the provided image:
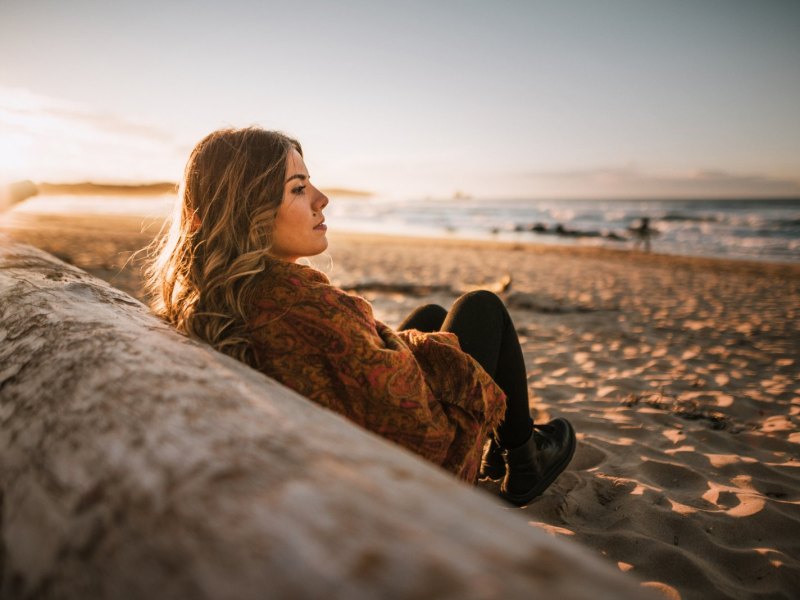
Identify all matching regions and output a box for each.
[499,420,577,507]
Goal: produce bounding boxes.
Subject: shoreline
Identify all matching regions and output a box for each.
[4,209,799,273]
[329,229,800,275]
[7,189,800,266]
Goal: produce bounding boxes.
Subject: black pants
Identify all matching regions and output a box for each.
[398,290,533,448]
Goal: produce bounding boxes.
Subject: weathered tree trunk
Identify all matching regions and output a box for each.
[0,238,646,599]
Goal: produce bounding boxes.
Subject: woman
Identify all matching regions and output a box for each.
[148,127,576,506]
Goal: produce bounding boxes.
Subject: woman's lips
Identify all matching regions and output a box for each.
[314,222,327,231]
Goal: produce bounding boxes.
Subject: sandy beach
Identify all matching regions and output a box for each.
[2,210,799,599]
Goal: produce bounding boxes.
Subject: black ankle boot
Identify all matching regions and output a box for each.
[500,418,576,506]
[479,437,505,480]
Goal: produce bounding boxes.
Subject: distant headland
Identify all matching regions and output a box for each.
[2,180,373,210]
[38,182,178,195]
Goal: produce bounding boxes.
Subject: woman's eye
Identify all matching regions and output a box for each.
[292,185,306,195]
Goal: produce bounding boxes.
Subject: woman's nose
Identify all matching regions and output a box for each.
[314,189,329,211]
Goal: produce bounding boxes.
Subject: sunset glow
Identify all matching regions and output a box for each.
[1,0,799,199]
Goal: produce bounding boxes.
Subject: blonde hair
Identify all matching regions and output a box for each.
[146,127,301,366]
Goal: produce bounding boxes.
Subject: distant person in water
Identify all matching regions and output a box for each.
[630,217,658,252]
[146,127,576,506]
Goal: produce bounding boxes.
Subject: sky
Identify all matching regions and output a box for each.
[1,0,799,199]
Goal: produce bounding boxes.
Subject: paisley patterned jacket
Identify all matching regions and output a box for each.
[248,261,506,483]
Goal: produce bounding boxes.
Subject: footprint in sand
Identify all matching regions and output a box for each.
[639,459,707,492]
[569,442,607,471]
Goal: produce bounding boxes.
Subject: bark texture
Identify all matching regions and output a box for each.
[0,238,647,599]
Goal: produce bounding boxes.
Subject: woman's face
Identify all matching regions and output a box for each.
[270,149,329,262]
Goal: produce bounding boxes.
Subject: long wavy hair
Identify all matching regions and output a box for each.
[146,127,301,367]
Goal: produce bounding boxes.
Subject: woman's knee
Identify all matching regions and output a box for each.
[413,304,448,322]
[423,303,448,316]
[398,303,448,331]
[447,290,511,328]
[453,290,506,313]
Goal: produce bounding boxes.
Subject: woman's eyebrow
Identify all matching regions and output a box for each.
[284,174,308,184]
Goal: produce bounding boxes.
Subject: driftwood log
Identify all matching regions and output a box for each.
[0,238,647,599]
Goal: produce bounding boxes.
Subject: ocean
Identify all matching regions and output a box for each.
[326,196,800,264]
[10,194,800,264]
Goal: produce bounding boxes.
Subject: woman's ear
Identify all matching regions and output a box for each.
[191,212,202,232]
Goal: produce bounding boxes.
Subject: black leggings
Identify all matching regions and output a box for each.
[398,290,533,448]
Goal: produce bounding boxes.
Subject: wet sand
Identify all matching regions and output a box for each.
[2,211,799,599]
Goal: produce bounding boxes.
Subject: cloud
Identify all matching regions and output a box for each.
[0,87,172,140]
[0,87,183,183]
[524,165,800,198]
